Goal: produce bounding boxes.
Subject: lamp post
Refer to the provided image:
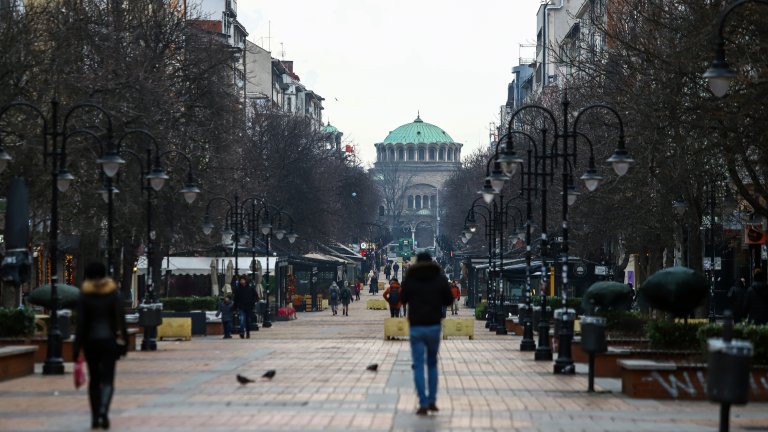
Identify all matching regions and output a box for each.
[506,92,633,373]
[703,0,768,97]
[115,130,200,350]
[706,181,720,323]
[0,98,124,375]
[462,198,494,328]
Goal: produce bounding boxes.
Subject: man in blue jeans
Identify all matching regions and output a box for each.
[400,252,453,415]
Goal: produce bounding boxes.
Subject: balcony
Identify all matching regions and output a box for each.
[226,0,237,15]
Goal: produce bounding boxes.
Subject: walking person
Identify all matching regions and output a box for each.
[728,277,747,323]
[383,278,402,318]
[393,261,400,280]
[340,283,353,316]
[329,281,341,316]
[400,252,453,415]
[369,271,379,295]
[450,280,461,315]
[354,278,362,301]
[216,294,234,338]
[384,262,392,281]
[744,268,768,325]
[73,261,128,430]
[233,276,257,338]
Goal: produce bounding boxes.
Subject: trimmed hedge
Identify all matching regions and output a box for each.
[597,310,647,337]
[647,321,706,351]
[697,323,768,366]
[0,307,36,337]
[160,296,218,312]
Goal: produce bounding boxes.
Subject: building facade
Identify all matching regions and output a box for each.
[372,115,462,249]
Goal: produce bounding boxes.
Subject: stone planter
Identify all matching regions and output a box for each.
[586,348,702,378]
[163,311,207,335]
[620,360,768,401]
[572,337,650,363]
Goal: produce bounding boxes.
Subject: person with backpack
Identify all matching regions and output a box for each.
[340,283,352,316]
[383,278,402,318]
[329,282,341,316]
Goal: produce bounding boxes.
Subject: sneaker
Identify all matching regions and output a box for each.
[427,403,439,412]
[239,333,244,339]
[416,407,429,416]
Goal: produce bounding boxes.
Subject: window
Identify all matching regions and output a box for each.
[408,196,413,209]
[447,149,453,160]
[415,195,422,209]
[439,148,445,160]
[377,149,382,161]
[388,148,395,161]
[431,195,437,209]
[418,148,425,161]
[398,148,404,160]
[429,148,436,161]
[423,195,430,208]
[379,206,385,216]
[408,148,415,160]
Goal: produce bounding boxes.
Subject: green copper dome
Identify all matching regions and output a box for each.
[323,122,339,134]
[382,115,454,144]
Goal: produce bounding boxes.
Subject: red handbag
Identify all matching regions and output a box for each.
[74,356,86,389]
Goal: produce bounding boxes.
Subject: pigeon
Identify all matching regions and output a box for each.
[262,370,276,379]
[236,374,255,385]
[366,363,379,372]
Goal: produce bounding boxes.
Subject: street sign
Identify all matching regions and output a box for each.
[703,257,722,270]
[594,265,608,276]
[574,264,587,277]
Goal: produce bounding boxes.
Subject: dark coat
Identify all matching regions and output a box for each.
[400,260,453,326]
[744,281,768,325]
[728,280,747,322]
[234,282,257,311]
[73,277,128,359]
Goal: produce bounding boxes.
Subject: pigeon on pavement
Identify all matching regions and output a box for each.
[262,370,276,379]
[237,374,255,385]
[366,364,378,372]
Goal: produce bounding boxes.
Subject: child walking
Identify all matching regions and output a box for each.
[216,294,234,339]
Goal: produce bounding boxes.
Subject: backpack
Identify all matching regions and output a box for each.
[330,288,339,302]
[388,286,400,305]
[341,288,351,302]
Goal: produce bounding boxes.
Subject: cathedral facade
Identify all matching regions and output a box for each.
[372,115,462,249]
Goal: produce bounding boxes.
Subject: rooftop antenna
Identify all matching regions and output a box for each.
[280,42,286,59]
[261,21,272,52]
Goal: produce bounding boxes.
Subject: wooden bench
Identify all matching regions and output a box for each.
[0,346,38,381]
[156,317,192,341]
[442,318,474,340]
[367,299,388,310]
[384,318,409,340]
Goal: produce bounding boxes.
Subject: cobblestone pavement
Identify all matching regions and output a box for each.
[1,295,766,431]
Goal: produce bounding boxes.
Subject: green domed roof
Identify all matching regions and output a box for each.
[382,115,454,144]
[323,122,339,134]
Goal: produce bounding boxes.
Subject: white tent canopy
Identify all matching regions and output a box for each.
[136,256,281,276]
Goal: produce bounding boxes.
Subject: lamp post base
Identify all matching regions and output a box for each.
[535,321,552,361]
[520,321,536,351]
[554,316,575,374]
[42,358,65,375]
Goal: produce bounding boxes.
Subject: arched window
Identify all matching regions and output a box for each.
[377,148,381,161]
[447,148,453,161]
[439,148,445,160]
[431,195,437,209]
[415,195,422,209]
[407,196,414,209]
[429,148,436,161]
[408,148,415,161]
[388,148,395,160]
[418,148,425,161]
[398,148,404,160]
[379,206,385,216]
[423,195,430,208]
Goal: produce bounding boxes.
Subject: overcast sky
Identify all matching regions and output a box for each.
[237,1,541,166]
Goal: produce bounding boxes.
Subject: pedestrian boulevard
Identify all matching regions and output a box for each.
[0,296,766,431]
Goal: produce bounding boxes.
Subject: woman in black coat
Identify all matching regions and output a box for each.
[73,262,127,430]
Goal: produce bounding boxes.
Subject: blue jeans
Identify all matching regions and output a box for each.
[222,320,232,337]
[238,308,251,335]
[409,324,441,408]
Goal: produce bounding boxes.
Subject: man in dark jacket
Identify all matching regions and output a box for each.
[745,268,768,325]
[400,252,453,416]
[233,276,258,338]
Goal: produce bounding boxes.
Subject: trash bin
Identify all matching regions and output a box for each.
[57,309,72,340]
[580,315,607,354]
[138,303,163,327]
[707,338,753,405]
